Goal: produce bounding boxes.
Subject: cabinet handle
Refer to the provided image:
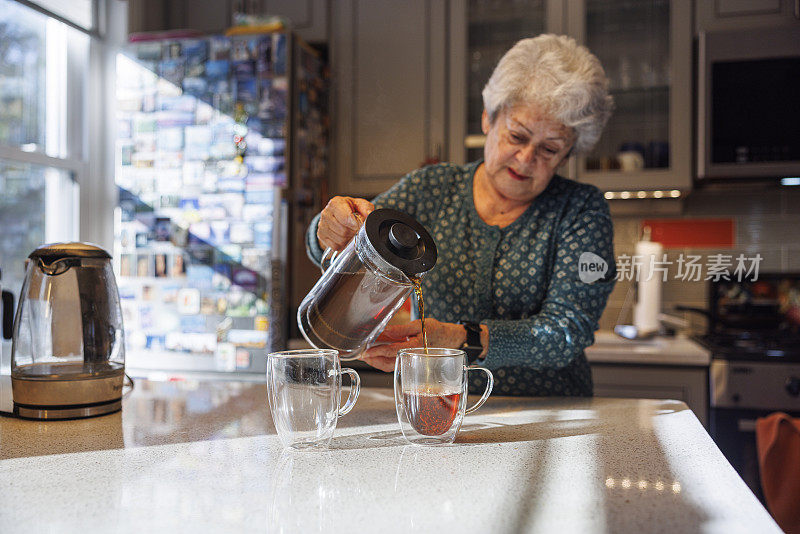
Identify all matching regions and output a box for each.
[737,419,756,432]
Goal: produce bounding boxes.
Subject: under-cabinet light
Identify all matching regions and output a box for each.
[603,189,683,200]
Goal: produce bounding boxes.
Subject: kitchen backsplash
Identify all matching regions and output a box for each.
[598,183,800,334]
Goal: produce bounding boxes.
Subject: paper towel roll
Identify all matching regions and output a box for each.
[633,240,663,336]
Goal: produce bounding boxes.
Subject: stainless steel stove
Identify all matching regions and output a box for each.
[692,274,800,502]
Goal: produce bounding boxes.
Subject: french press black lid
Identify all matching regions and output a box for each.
[364,208,437,276]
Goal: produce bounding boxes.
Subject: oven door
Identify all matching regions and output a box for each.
[710,359,800,502]
[710,406,800,502]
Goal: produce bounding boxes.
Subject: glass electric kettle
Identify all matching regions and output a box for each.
[298,208,437,360]
[11,243,125,420]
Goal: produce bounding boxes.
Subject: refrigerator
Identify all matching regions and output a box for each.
[114,31,328,375]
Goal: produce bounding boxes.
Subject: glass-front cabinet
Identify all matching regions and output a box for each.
[567,0,691,193]
[466,0,548,162]
[463,0,692,194]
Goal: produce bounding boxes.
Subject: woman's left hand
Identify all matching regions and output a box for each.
[360,319,466,372]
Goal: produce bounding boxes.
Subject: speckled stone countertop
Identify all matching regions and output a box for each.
[586,331,711,366]
[0,377,778,533]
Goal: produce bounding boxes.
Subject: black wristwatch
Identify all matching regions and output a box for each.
[460,321,483,364]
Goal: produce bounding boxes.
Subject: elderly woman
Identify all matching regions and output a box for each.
[305,34,616,396]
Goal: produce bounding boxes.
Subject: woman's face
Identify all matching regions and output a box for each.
[481,105,575,204]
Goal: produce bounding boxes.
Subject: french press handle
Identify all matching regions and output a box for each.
[319,247,336,274]
[319,211,364,274]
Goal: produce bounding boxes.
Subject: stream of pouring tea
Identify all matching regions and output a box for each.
[410,276,428,353]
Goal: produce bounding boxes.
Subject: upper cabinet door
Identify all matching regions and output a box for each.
[461,0,561,164]
[568,0,692,193]
[331,0,449,196]
[262,0,328,43]
[696,0,800,33]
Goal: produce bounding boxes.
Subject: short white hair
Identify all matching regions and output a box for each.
[482,34,614,154]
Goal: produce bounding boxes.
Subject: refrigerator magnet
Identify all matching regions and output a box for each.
[177,288,201,315]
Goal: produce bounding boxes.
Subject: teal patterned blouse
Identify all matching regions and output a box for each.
[306,161,616,396]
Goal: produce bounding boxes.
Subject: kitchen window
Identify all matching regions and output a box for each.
[0,0,97,297]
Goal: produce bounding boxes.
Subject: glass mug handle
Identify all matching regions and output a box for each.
[337,367,361,416]
[464,367,494,414]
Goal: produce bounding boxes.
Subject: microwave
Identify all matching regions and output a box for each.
[697,26,800,181]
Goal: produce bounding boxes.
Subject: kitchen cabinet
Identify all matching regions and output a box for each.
[127,0,328,43]
[258,0,328,43]
[591,363,708,427]
[457,0,692,193]
[330,0,453,196]
[567,0,692,192]
[128,0,231,34]
[462,0,561,162]
[695,0,800,33]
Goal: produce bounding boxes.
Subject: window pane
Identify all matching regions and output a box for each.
[0,160,78,297]
[0,0,47,149]
[0,0,89,158]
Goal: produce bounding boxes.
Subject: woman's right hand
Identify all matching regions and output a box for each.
[317,196,375,251]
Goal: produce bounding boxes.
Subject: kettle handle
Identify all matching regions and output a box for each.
[1,290,13,340]
[36,257,74,276]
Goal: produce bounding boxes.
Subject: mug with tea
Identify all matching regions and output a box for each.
[267,349,361,450]
[394,348,494,445]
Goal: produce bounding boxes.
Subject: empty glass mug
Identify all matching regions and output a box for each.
[394,348,494,445]
[267,349,361,450]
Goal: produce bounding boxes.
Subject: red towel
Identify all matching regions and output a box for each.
[756,412,800,534]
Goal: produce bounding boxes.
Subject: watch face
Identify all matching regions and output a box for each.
[460,322,483,363]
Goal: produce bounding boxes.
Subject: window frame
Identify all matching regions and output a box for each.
[0,0,115,248]
[14,0,100,36]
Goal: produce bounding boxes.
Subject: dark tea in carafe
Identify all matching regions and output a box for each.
[303,268,399,352]
[402,387,462,435]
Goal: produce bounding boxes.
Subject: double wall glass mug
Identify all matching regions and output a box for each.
[394,348,494,446]
[298,208,437,360]
[267,349,361,450]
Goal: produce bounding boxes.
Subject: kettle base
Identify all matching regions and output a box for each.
[14,398,122,420]
[11,364,125,420]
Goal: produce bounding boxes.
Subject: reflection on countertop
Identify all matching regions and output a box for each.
[0,377,272,459]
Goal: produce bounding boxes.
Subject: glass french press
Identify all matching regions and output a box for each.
[298,208,437,360]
